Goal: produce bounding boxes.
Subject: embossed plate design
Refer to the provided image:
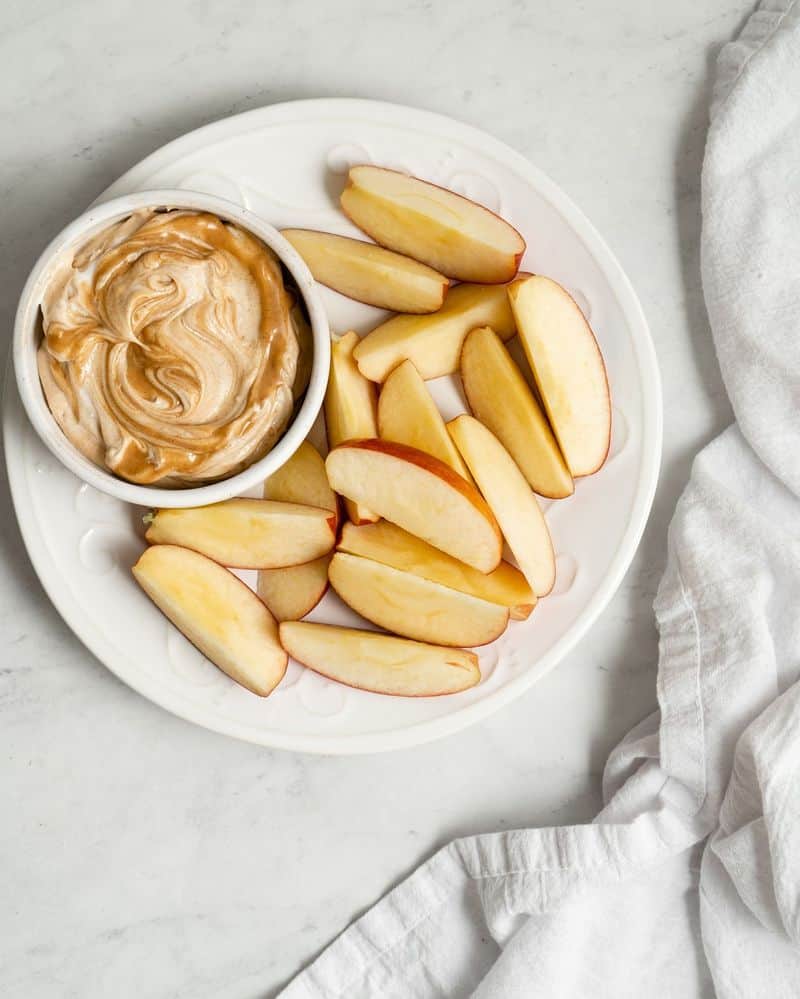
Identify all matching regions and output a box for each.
[4,99,661,753]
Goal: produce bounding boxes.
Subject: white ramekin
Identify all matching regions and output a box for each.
[13,189,331,508]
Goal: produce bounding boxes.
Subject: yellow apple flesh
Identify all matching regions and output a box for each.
[279,621,480,696]
[328,552,509,647]
[353,279,521,383]
[145,499,336,569]
[324,331,379,524]
[338,520,535,620]
[262,440,338,525]
[133,545,287,696]
[325,439,502,572]
[257,556,331,622]
[508,275,611,477]
[281,228,448,313]
[340,165,525,283]
[461,326,573,498]
[257,440,337,620]
[448,415,556,596]
[378,359,471,480]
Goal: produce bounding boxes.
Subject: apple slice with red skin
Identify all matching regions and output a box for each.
[281,228,448,314]
[279,621,480,697]
[353,279,522,383]
[448,415,556,597]
[340,165,525,283]
[257,556,331,623]
[507,275,611,477]
[325,439,502,573]
[145,499,336,570]
[378,359,471,481]
[257,440,338,621]
[262,440,339,527]
[133,544,287,696]
[324,331,379,525]
[328,551,509,647]
[338,520,535,620]
[461,326,573,498]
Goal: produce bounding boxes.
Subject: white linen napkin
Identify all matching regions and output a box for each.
[281,3,800,995]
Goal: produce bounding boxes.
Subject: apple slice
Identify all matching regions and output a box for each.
[324,331,379,525]
[262,440,338,521]
[338,520,535,620]
[257,555,331,622]
[257,439,336,620]
[508,275,611,476]
[281,229,448,314]
[353,279,521,383]
[378,359,471,480]
[133,545,286,696]
[461,326,573,498]
[340,165,525,283]
[279,621,480,696]
[329,552,509,647]
[325,439,502,572]
[145,499,336,569]
[448,416,556,596]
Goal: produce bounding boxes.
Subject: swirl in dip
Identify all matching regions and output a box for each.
[37,209,309,486]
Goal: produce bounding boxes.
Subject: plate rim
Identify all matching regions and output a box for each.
[3,97,662,755]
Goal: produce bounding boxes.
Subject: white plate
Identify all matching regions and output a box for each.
[3,99,661,754]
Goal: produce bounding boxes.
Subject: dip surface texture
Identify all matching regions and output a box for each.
[37,210,302,485]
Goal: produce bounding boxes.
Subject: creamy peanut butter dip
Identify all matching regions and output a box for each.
[37,209,309,486]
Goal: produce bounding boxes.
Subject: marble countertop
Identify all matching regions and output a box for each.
[0,1,747,995]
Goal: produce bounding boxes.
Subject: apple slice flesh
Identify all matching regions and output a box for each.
[258,439,336,620]
[262,440,338,522]
[353,279,521,383]
[279,621,480,696]
[281,228,448,314]
[448,416,556,596]
[133,545,286,696]
[329,552,509,647]
[257,555,331,622]
[338,520,535,619]
[340,165,525,283]
[461,326,573,498]
[326,439,502,572]
[324,331,379,524]
[378,359,471,480]
[508,275,611,476]
[145,499,336,569]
